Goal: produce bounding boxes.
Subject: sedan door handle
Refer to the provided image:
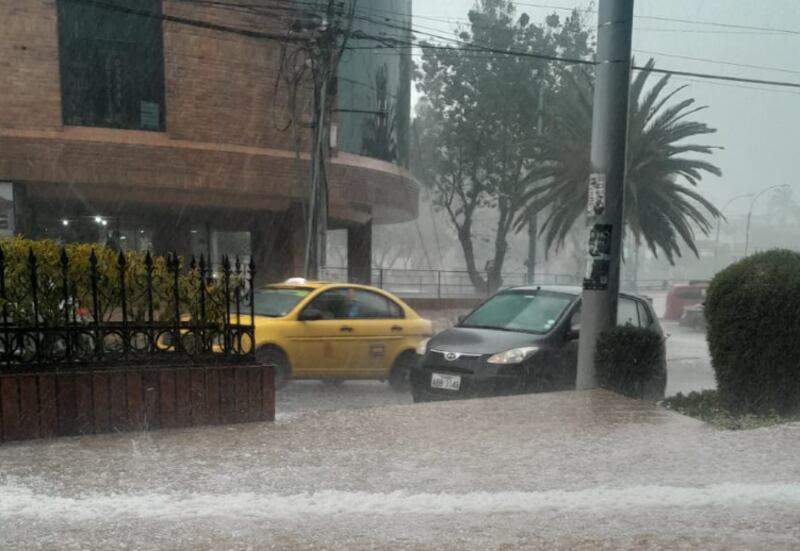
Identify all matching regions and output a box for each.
[340,325,354,333]
[391,325,403,332]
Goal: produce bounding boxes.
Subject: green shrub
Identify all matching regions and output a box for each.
[595,325,667,400]
[706,249,800,415]
[0,237,230,326]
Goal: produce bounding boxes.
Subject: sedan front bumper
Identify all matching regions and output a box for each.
[410,356,525,401]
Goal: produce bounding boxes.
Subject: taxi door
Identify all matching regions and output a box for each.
[284,288,365,377]
[344,289,408,378]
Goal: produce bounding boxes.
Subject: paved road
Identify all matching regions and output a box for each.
[2,390,798,550]
[277,321,714,418]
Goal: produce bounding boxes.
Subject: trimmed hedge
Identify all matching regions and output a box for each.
[706,249,800,415]
[0,237,228,325]
[595,325,667,400]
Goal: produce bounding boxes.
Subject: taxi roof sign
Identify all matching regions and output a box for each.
[285,277,308,285]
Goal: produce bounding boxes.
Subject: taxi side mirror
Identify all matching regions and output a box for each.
[299,308,324,322]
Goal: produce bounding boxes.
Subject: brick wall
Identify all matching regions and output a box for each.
[0,0,419,225]
[0,365,275,443]
[0,0,62,131]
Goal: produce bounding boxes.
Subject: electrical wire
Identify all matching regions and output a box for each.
[343,8,800,88]
[633,49,800,76]
[347,33,800,90]
[514,1,800,36]
[62,0,307,42]
[140,0,800,91]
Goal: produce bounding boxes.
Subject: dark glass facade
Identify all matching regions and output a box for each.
[56,0,165,131]
[337,0,412,167]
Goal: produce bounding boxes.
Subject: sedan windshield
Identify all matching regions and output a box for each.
[461,292,574,334]
[253,287,312,317]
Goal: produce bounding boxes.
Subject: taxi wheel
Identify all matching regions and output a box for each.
[257,346,290,390]
[389,351,416,392]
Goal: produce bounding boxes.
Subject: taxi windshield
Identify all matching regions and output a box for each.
[253,287,312,317]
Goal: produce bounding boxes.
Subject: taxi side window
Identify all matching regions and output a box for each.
[304,289,350,320]
[350,290,404,319]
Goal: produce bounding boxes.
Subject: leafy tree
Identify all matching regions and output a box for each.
[517,59,722,263]
[413,0,592,292]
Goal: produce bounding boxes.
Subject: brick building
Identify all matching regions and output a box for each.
[0,0,418,284]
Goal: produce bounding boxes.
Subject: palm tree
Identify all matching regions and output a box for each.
[518,59,722,264]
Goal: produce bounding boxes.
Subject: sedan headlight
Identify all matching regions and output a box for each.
[416,337,431,355]
[487,347,539,365]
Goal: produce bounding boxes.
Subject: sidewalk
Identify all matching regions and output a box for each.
[1,390,799,550]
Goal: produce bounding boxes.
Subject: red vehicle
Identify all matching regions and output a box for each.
[664,281,708,321]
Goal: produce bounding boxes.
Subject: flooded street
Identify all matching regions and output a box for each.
[2,390,798,549]
[275,319,714,421]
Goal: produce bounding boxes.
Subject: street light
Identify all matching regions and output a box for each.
[744,184,790,256]
[714,193,753,269]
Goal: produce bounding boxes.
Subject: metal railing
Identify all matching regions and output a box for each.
[320,267,672,297]
[0,247,255,373]
[320,267,580,297]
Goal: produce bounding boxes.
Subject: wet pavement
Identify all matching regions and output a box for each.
[2,390,799,550]
[275,320,713,421]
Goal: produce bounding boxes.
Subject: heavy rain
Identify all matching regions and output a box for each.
[1,0,799,549]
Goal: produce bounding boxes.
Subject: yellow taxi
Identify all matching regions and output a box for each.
[249,279,432,389]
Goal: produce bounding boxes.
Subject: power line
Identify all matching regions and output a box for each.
[64,0,307,42]
[159,0,800,88]
[671,75,800,97]
[87,0,800,93]
[346,8,800,84]
[636,14,800,36]
[348,30,800,90]
[642,66,800,90]
[514,1,800,36]
[633,49,800,76]
[633,27,788,36]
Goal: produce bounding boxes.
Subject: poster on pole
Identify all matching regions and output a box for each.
[583,223,613,290]
[587,173,606,216]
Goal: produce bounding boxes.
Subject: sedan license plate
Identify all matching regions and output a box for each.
[431,372,461,391]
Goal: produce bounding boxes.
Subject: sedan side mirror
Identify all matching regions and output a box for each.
[457,315,466,325]
[299,308,324,322]
[567,324,580,340]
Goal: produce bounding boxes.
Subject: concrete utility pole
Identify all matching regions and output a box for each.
[576,0,635,390]
[301,0,355,280]
[526,74,546,285]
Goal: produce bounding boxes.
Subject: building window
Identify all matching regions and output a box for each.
[57,0,165,131]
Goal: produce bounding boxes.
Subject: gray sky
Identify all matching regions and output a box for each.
[411,0,800,220]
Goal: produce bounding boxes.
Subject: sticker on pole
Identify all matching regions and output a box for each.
[583,224,613,290]
[587,173,606,216]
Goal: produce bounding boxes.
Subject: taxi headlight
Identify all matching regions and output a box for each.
[487,347,539,365]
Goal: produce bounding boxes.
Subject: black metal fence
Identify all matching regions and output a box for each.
[0,246,256,373]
